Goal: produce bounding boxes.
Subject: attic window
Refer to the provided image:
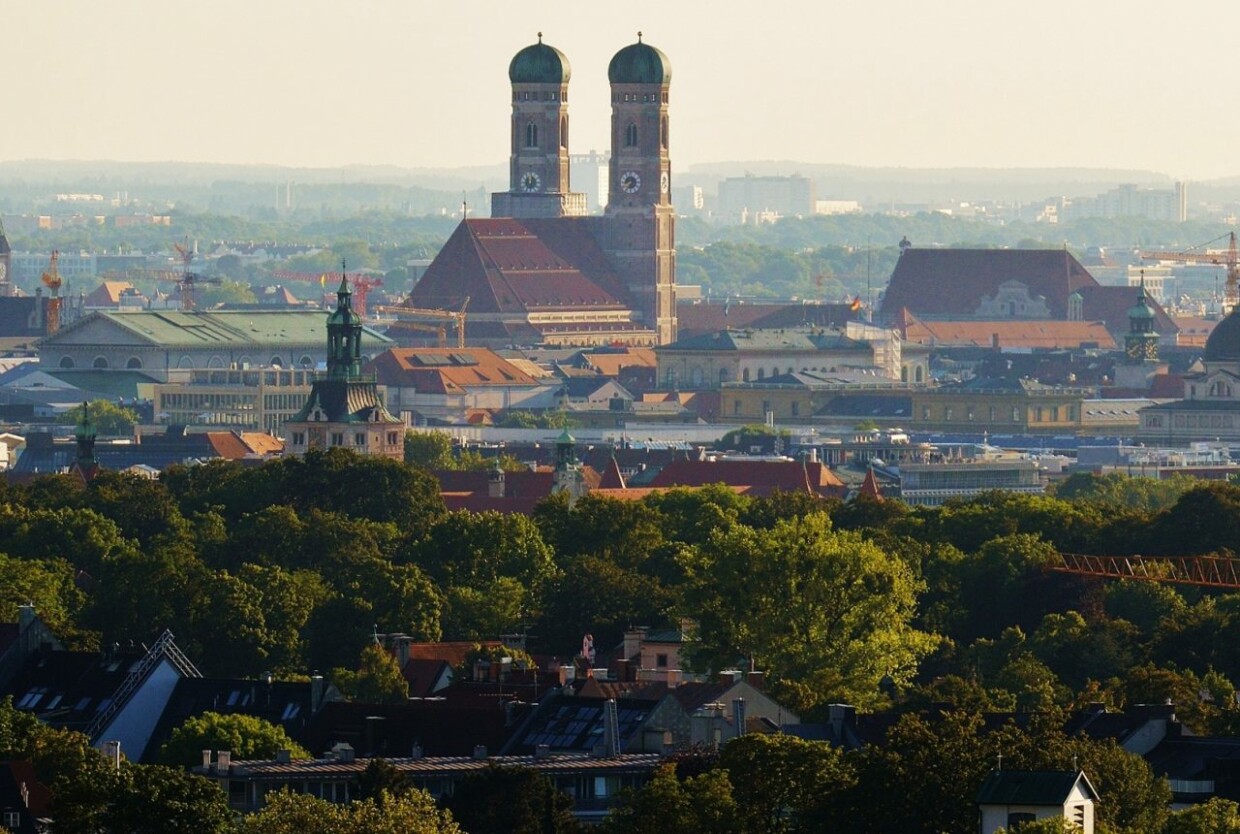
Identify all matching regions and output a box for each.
[282,702,301,721]
[17,687,47,708]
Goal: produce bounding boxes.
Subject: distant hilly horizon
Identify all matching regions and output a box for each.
[3,158,1238,206]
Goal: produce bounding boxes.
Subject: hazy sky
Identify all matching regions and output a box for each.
[4,1,1234,179]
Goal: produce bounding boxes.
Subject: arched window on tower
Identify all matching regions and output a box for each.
[661,116,669,150]
[560,116,568,149]
[625,122,638,147]
[525,122,538,148]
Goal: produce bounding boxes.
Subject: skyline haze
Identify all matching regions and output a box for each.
[4,1,1233,180]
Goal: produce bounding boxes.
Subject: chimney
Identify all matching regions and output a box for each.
[201,749,212,770]
[747,671,764,690]
[535,744,551,760]
[310,674,324,713]
[364,715,385,757]
[602,698,620,757]
[622,627,647,662]
[17,604,34,632]
[275,749,291,764]
[216,750,231,771]
[732,698,747,738]
[827,704,856,740]
[991,333,1000,350]
[472,745,488,760]
[410,743,424,759]
[809,447,819,463]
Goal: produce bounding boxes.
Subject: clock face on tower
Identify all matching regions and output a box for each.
[660,172,669,194]
[521,171,542,192]
[620,171,641,193]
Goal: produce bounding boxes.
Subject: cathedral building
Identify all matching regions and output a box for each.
[1140,305,1240,444]
[406,35,677,347]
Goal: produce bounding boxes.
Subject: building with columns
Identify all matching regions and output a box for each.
[407,34,677,347]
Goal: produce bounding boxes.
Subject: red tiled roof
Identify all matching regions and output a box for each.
[859,468,884,501]
[647,459,845,498]
[1148,373,1185,398]
[599,457,626,489]
[403,641,502,665]
[204,432,253,459]
[84,281,135,307]
[879,248,1097,320]
[408,218,631,315]
[582,348,657,376]
[900,316,1117,350]
[367,348,541,393]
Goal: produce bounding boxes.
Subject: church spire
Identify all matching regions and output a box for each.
[326,260,362,379]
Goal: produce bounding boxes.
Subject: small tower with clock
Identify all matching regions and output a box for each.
[491,34,588,219]
[599,33,677,344]
[1113,273,1165,390]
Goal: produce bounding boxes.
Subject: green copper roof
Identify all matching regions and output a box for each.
[557,429,575,444]
[510,39,571,84]
[608,39,671,85]
[51,310,391,349]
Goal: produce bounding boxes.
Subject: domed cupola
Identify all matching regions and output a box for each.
[1204,308,1240,363]
[509,35,571,85]
[608,34,672,85]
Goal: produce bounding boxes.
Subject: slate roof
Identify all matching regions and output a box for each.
[815,394,912,419]
[660,327,870,354]
[975,770,1096,805]
[303,700,523,759]
[408,218,632,315]
[287,379,401,426]
[879,247,1098,320]
[508,694,655,753]
[4,647,149,735]
[0,297,47,338]
[10,428,271,475]
[676,302,859,340]
[142,677,318,763]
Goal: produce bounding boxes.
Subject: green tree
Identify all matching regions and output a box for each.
[604,763,739,834]
[0,552,88,645]
[58,399,139,435]
[105,763,234,834]
[1163,797,1240,834]
[241,788,462,834]
[332,643,409,703]
[159,711,310,767]
[444,765,582,834]
[681,515,938,713]
[717,733,854,833]
[405,430,455,469]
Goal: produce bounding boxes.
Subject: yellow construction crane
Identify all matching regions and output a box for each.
[1142,231,1240,311]
[41,250,62,334]
[373,297,470,348]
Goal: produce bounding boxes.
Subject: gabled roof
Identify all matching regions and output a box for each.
[408,218,631,315]
[303,699,522,758]
[676,302,859,340]
[599,457,626,489]
[367,348,542,393]
[646,459,845,497]
[44,310,391,350]
[580,348,657,376]
[660,326,869,353]
[0,297,47,338]
[975,770,1097,806]
[880,248,1098,320]
[84,281,136,307]
[899,315,1117,350]
[1077,285,1178,337]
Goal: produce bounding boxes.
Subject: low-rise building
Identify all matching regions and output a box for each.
[898,457,1044,506]
[152,368,316,434]
[909,377,1089,435]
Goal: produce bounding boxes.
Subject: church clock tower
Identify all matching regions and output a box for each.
[491,35,587,219]
[602,34,676,344]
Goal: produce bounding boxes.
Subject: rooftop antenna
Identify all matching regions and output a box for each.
[462,192,470,218]
[996,752,1003,771]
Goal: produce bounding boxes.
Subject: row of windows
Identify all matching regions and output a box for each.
[290,431,400,447]
[60,355,314,370]
[731,399,802,417]
[517,90,563,102]
[917,404,1078,423]
[615,93,669,103]
[1146,413,1238,429]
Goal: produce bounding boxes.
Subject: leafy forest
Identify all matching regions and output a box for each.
[8,449,1240,830]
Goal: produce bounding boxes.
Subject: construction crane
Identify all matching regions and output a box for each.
[269,271,383,316]
[373,298,470,348]
[158,239,220,311]
[41,250,62,334]
[1052,552,1240,589]
[1141,231,1240,312]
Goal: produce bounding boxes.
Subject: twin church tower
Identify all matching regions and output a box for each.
[409,34,676,345]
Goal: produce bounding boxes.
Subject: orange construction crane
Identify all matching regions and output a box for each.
[373,298,469,348]
[41,250,62,334]
[154,239,220,310]
[269,271,383,317]
[1052,551,1240,589]
[1142,231,1240,311]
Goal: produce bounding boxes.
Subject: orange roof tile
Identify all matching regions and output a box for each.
[900,318,1116,350]
[582,348,657,377]
[367,348,542,393]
